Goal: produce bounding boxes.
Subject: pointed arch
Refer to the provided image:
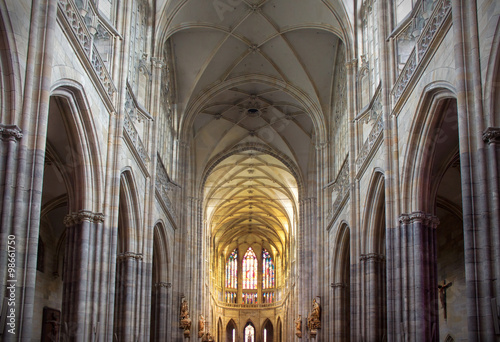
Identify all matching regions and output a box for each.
[276,317,283,342]
[400,83,457,213]
[483,15,500,126]
[0,1,22,124]
[150,220,172,341]
[331,221,350,341]
[50,81,104,212]
[226,319,237,342]
[362,170,385,254]
[244,320,256,342]
[118,168,143,253]
[262,318,273,342]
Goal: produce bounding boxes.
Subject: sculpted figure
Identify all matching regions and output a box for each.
[295,315,302,338]
[198,314,205,338]
[308,298,321,338]
[179,298,191,337]
[311,298,321,322]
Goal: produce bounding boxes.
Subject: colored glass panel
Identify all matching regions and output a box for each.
[262,249,275,289]
[225,249,238,289]
[243,247,257,289]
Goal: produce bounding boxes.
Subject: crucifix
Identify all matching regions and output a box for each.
[438,280,453,320]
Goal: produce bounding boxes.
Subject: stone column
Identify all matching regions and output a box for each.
[151,282,171,341]
[0,125,23,285]
[388,212,439,341]
[451,1,496,340]
[360,253,386,342]
[483,128,500,308]
[114,252,142,341]
[331,282,349,341]
[62,210,104,341]
[238,246,243,304]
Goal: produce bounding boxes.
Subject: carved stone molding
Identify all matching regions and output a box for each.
[63,210,104,226]
[345,58,358,71]
[155,282,172,288]
[0,124,23,141]
[327,159,350,222]
[117,252,143,261]
[483,127,500,144]
[151,57,166,69]
[360,253,386,262]
[399,211,440,228]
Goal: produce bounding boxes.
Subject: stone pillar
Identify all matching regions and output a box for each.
[114,252,142,341]
[388,212,439,341]
[62,210,104,341]
[257,244,263,304]
[238,246,243,304]
[0,125,23,285]
[483,127,500,304]
[360,253,386,342]
[331,282,349,341]
[451,1,496,340]
[151,282,171,341]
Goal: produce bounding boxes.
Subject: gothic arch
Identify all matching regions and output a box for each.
[152,220,171,281]
[150,221,172,341]
[226,319,237,342]
[359,170,386,342]
[331,222,350,341]
[276,317,282,342]
[50,82,104,212]
[483,14,500,126]
[262,318,273,342]
[180,74,327,147]
[401,83,457,213]
[361,169,385,254]
[0,1,22,124]
[200,141,304,195]
[331,222,350,285]
[118,168,143,253]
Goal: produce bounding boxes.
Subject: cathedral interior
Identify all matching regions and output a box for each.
[0,0,499,341]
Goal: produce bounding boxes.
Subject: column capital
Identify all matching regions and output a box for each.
[151,57,166,69]
[360,253,385,262]
[483,127,500,144]
[117,252,143,261]
[0,124,23,141]
[63,210,104,227]
[398,211,439,227]
[155,282,172,288]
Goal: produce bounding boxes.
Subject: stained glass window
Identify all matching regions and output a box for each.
[242,293,258,304]
[225,249,238,289]
[225,291,237,303]
[244,324,255,342]
[243,247,257,289]
[262,249,275,289]
[263,292,275,303]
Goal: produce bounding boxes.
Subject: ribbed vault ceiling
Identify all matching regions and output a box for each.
[160,0,349,253]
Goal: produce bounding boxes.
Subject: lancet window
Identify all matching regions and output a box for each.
[243,247,257,289]
[225,249,238,289]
